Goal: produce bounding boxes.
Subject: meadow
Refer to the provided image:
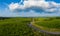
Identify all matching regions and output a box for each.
[34,17,60,32]
[0,17,43,36]
[0,17,60,36]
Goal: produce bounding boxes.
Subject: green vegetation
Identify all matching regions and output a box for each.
[0,17,60,36]
[34,17,60,32]
[0,17,45,36]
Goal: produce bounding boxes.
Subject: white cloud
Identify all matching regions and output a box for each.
[18,10,58,17]
[8,3,19,11]
[8,0,60,13]
[0,8,21,17]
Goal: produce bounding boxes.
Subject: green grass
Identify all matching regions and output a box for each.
[0,17,46,36]
[0,17,60,36]
[34,17,60,32]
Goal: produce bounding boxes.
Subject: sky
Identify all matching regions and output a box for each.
[0,0,60,17]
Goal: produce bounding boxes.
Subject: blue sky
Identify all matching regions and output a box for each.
[0,0,60,17]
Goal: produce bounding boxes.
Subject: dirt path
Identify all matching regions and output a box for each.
[28,23,60,35]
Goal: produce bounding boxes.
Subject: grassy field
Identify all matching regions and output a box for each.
[34,17,60,32]
[0,17,44,36]
[0,17,60,36]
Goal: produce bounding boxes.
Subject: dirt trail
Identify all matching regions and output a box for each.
[28,23,60,35]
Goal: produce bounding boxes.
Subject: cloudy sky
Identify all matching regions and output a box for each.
[0,0,60,17]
